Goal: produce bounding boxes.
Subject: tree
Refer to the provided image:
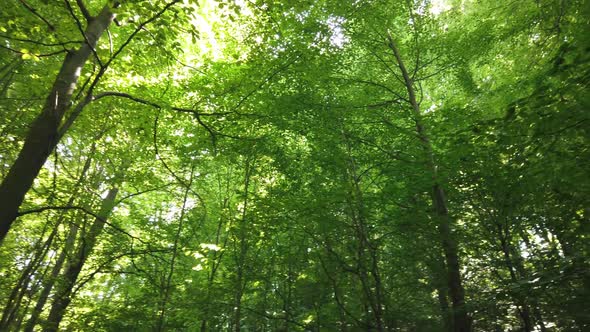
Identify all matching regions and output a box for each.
[0,1,116,242]
[1,0,588,330]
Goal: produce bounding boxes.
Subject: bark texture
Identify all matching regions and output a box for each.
[387,32,471,332]
[0,4,115,243]
[44,188,118,332]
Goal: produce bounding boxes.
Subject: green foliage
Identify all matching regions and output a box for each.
[1,0,589,331]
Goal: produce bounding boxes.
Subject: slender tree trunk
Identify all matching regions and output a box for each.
[514,231,547,331]
[387,32,471,332]
[342,128,385,331]
[552,208,590,328]
[282,256,294,332]
[23,140,98,331]
[0,4,115,243]
[24,221,79,332]
[201,168,235,331]
[0,226,55,329]
[233,154,254,332]
[1,143,95,329]
[156,166,194,332]
[496,223,533,332]
[12,289,34,331]
[44,187,118,332]
[200,213,229,331]
[319,254,350,331]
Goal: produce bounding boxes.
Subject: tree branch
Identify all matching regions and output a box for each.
[0,34,83,47]
[415,63,456,81]
[76,0,180,105]
[17,206,140,244]
[18,0,55,31]
[0,44,67,57]
[152,111,208,208]
[228,53,301,114]
[75,0,93,22]
[72,248,173,296]
[365,45,405,85]
[343,78,409,103]
[93,91,226,117]
[115,183,175,205]
[64,0,103,67]
[94,91,221,148]
[103,0,182,70]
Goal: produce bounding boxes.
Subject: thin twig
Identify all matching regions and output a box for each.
[0,34,82,47]
[0,44,67,57]
[93,91,224,117]
[18,0,55,31]
[103,0,182,70]
[17,206,140,243]
[228,53,302,114]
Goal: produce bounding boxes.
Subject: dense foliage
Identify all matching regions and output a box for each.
[0,0,588,331]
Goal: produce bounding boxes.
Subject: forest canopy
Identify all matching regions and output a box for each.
[0,0,589,331]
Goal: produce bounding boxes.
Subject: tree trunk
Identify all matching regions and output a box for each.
[0,226,55,329]
[234,154,254,332]
[200,216,228,332]
[342,129,385,331]
[496,222,533,332]
[433,257,452,332]
[44,187,118,332]
[24,220,79,332]
[0,4,115,243]
[24,145,95,331]
[387,32,471,332]
[2,144,95,330]
[156,166,194,332]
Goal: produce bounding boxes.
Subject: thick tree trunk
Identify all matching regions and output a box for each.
[433,258,452,332]
[387,32,471,332]
[433,186,471,331]
[44,187,118,332]
[437,284,452,332]
[0,4,114,243]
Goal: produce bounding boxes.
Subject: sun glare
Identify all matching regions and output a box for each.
[429,0,452,16]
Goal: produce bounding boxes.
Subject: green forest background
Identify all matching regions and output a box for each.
[0,0,588,331]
